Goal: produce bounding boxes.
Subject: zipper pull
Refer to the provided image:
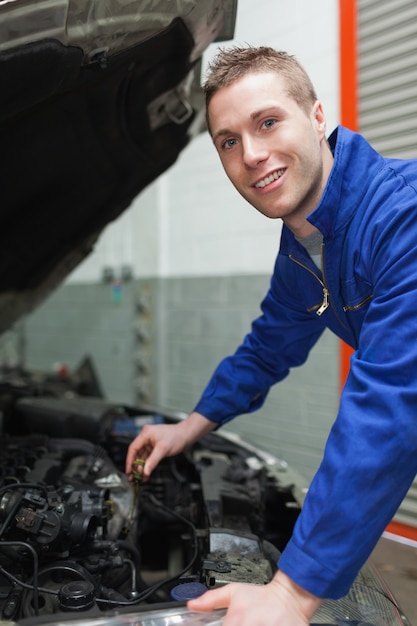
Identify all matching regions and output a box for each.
[316,287,329,316]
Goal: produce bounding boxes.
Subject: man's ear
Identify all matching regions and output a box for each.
[312,101,327,138]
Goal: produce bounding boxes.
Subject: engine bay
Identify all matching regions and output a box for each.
[0,367,409,626]
[0,377,301,622]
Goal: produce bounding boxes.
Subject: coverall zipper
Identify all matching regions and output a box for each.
[289,245,348,329]
[343,294,373,312]
[289,253,329,316]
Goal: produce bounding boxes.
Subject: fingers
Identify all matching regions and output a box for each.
[188,587,231,612]
[188,578,318,626]
[125,434,150,476]
[142,444,165,479]
[125,422,188,481]
[124,427,168,480]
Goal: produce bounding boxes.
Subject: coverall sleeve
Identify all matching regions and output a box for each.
[279,193,417,599]
[194,255,326,425]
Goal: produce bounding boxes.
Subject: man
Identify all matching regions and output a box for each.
[126,46,417,625]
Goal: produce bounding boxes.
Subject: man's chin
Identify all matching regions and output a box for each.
[252,204,287,220]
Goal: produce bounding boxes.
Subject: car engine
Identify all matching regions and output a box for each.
[0,382,301,622]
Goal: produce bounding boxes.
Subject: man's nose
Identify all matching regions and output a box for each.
[242,135,268,168]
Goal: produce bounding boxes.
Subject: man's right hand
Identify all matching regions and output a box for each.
[125,411,216,481]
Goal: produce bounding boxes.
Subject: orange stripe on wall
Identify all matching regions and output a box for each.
[338,0,357,389]
[385,521,417,543]
[339,0,358,134]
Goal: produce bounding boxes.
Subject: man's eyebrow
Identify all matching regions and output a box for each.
[251,105,284,120]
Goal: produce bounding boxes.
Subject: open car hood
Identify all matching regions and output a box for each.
[0,0,237,334]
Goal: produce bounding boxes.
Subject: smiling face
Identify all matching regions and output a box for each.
[208,71,334,237]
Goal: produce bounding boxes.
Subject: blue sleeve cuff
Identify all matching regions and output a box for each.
[278,539,353,600]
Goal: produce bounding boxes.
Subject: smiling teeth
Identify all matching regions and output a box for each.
[255,169,285,188]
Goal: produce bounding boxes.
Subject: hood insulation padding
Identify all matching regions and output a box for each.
[0,18,195,290]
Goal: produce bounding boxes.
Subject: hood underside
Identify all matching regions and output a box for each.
[0,0,237,334]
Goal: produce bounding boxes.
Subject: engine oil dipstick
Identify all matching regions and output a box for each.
[123,459,145,535]
[131,459,146,485]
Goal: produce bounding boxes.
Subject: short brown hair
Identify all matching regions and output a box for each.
[203,45,318,124]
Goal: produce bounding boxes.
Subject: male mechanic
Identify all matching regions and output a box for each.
[126,46,417,625]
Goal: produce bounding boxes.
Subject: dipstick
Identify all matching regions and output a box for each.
[124,459,146,534]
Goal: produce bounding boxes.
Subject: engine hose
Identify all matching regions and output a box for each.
[0,491,24,538]
[0,541,40,615]
[115,540,149,593]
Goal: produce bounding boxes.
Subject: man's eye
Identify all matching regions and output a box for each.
[263,119,276,129]
[223,137,237,149]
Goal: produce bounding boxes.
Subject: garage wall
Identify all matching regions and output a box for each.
[20,281,139,404]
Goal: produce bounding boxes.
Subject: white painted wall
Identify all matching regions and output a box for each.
[68,0,340,283]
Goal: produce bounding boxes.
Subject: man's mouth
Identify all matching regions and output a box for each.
[254,168,285,189]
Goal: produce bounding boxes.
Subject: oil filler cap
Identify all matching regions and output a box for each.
[58,580,95,611]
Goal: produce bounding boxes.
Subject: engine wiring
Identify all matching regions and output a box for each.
[0,487,199,614]
[95,491,200,607]
[0,541,43,615]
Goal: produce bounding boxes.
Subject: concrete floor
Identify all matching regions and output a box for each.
[371,535,417,625]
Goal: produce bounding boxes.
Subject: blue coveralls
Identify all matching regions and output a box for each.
[194,126,417,598]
